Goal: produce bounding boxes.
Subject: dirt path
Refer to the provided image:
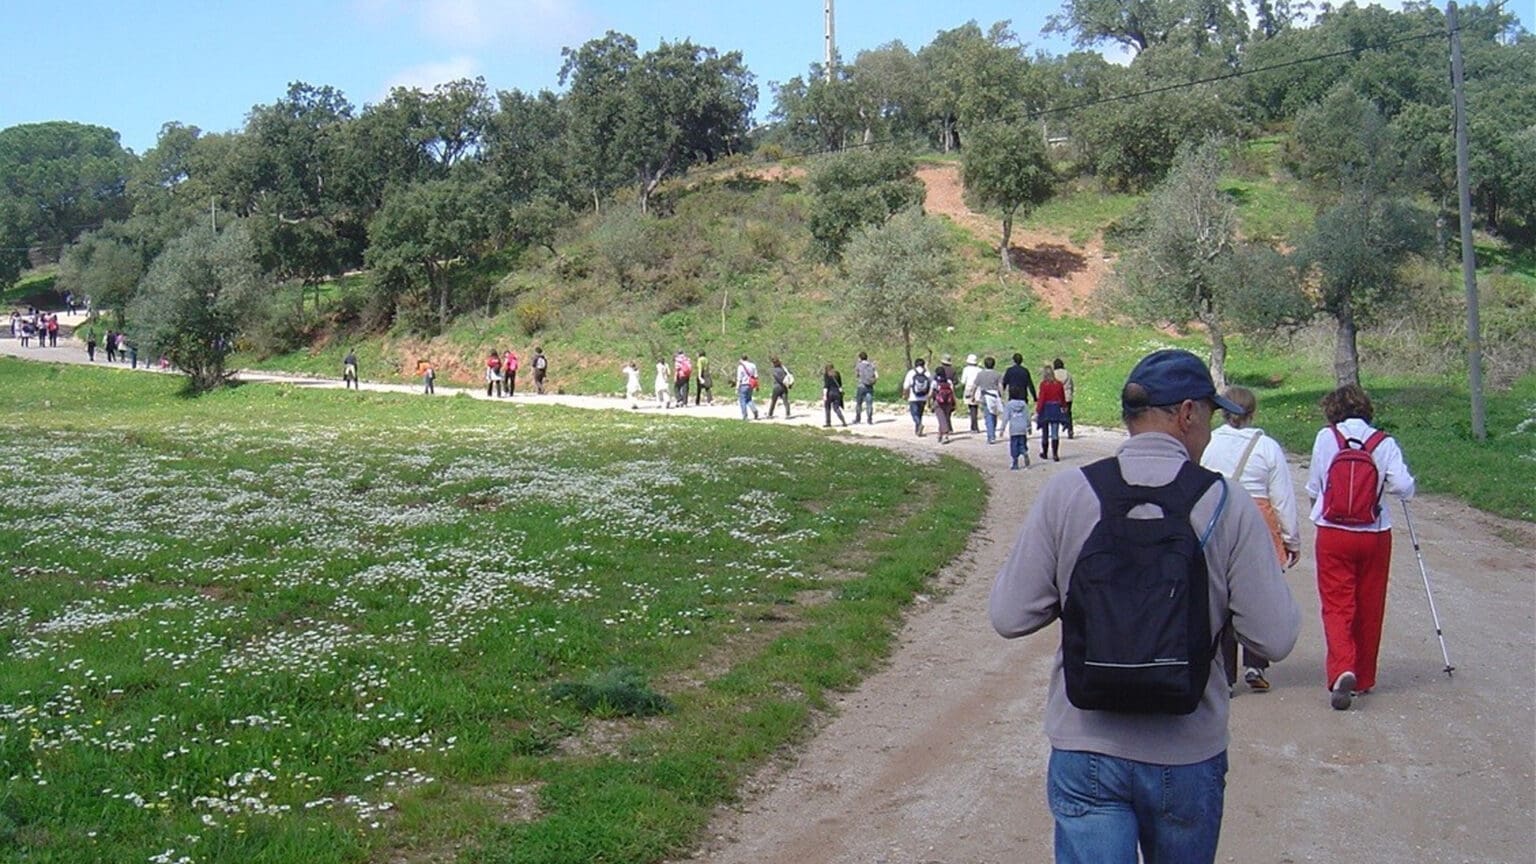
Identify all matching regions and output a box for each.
[5,339,1532,862]
[676,431,1535,863]
[917,164,1110,318]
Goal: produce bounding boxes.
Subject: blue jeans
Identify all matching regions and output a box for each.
[1009,434,1028,465]
[738,384,758,419]
[907,400,925,433]
[855,384,875,422]
[1048,749,1227,864]
[984,409,999,443]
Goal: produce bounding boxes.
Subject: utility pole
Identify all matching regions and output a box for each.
[824,0,836,82]
[210,196,217,232]
[1448,2,1486,441]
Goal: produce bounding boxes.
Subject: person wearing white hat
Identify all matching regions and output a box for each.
[961,353,983,433]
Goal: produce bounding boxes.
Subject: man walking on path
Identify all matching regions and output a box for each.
[343,350,359,390]
[902,359,933,437]
[1002,353,1037,404]
[532,347,549,394]
[990,348,1300,864]
[853,352,878,424]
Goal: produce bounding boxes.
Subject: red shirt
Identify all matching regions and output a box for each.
[1037,378,1065,414]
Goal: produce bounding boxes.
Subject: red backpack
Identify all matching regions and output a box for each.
[1321,425,1388,526]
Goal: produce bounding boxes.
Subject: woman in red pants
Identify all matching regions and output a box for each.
[1305,384,1416,711]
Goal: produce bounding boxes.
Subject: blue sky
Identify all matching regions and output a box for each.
[1,1,1509,155]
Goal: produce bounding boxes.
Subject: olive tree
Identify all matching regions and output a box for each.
[126,221,268,392]
[1110,139,1306,386]
[842,209,959,369]
[961,119,1055,271]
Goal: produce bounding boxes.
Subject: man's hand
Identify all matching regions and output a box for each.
[1284,548,1301,570]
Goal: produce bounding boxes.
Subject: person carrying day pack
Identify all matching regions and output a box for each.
[991,349,1299,864]
[902,359,933,437]
[1305,384,1415,711]
[1200,385,1300,694]
[532,347,549,394]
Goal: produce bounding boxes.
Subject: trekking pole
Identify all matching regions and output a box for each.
[1401,501,1455,678]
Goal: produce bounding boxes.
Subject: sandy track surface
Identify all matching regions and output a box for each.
[5,337,1532,863]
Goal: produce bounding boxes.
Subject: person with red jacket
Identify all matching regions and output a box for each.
[503,350,520,397]
[1036,363,1068,462]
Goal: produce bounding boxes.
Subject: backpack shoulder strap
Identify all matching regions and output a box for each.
[1362,429,1388,453]
[1330,424,1349,449]
[1231,430,1263,482]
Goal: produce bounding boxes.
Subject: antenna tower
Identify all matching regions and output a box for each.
[824,0,836,82]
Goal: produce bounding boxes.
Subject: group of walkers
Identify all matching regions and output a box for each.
[474,347,548,397]
[991,348,1417,864]
[9,310,60,348]
[83,327,135,365]
[893,353,1075,461]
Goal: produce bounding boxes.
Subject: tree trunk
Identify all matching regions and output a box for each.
[1334,311,1360,387]
[902,322,913,371]
[1000,212,1014,272]
[1207,321,1228,390]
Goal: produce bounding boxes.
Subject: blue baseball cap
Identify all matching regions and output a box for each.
[1124,349,1245,415]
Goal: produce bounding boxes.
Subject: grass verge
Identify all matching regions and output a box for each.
[0,358,985,863]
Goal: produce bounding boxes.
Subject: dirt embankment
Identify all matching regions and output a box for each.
[916,163,1109,318]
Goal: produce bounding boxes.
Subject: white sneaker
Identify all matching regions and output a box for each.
[1330,671,1356,711]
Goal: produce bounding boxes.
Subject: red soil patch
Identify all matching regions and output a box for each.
[916,164,1109,318]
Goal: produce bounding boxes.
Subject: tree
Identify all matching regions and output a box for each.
[1073,73,1238,191]
[919,21,1031,151]
[806,148,926,259]
[561,32,755,214]
[1110,139,1303,386]
[1296,191,1433,386]
[364,176,502,330]
[962,120,1056,271]
[126,221,267,392]
[1045,0,1248,57]
[842,209,960,369]
[768,65,860,152]
[58,230,147,325]
[0,121,134,260]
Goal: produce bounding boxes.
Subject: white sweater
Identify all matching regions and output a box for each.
[1200,424,1300,551]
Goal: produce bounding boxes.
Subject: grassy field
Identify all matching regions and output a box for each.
[0,358,985,863]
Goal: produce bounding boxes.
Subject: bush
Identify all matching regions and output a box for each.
[548,667,672,717]
[515,299,552,336]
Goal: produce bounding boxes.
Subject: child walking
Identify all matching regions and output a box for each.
[1003,397,1032,469]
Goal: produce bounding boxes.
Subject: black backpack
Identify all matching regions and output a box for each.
[910,370,931,398]
[1062,458,1228,715]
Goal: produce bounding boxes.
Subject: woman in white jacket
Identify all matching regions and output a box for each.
[1200,385,1299,693]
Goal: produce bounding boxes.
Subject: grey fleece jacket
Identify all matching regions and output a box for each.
[989,432,1301,765]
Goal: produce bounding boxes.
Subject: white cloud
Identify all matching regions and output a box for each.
[377,56,480,101]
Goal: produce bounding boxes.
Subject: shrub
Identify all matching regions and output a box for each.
[515,299,552,336]
[548,667,672,717]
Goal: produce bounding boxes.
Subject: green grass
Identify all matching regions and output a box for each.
[1021,186,1140,247]
[0,358,986,863]
[2,268,61,308]
[1218,351,1536,522]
